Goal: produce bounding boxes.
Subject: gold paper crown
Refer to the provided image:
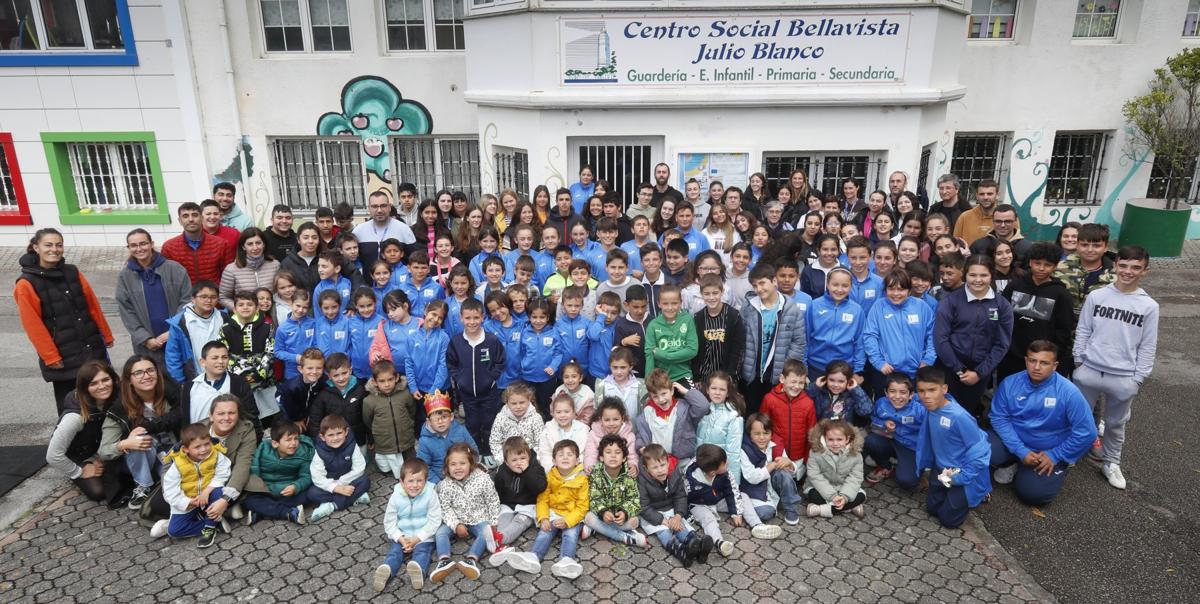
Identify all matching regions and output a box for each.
[424,389,452,414]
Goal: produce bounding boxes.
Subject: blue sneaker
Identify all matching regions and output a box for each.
[783,509,800,525]
[308,502,336,523]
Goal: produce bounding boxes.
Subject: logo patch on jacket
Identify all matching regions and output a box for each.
[939,416,952,428]
[1044,397,1056,408]
[907,314,920,324]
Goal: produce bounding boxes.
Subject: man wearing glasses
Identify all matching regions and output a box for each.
[970,204,1032,268]
[352,190,416,266]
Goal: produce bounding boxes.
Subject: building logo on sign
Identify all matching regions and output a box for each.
[563,21,619,83]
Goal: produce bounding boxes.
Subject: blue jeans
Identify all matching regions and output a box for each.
[987,430,1070,506]
[531,523,581,561]
[583,512,637,543]
[863,433,920,490]
[654,523,694,547]
[167,487,224,538]
[305,474,370,510]
[384,540,435,576]
[926,470,970,528]
[124,448,159,488]
[243,491,308,519]
[435,522,490,560]
[771,470,803,509]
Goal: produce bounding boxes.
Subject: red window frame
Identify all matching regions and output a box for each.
[0,134,33,225]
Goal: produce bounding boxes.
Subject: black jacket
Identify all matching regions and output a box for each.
[17,253,107,381]
[692,303,747,378]
[308,379,369,445]
[637,466,689,526]
[1001,275,1076,368]
[276,374,324,422]
[493,458,548,506]
[176,372,258,436]
[279,252,320,292]
[447,331,506,399]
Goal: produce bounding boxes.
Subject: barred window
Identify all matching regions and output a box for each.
[761,153,885,198]
[66,141,158,209]
[968,0,1017,40]
[272,138,366,211]
[1145,154,1198,202]
[391,136,481,201]
[0,140,21,210]
[494,146,529,199]
[949,133,1008,201]
[1185,0,1200,37]
[820,155,873,196]
[1045,132,1109,204]
[1073,0,1120,38]
[762,154,811,198]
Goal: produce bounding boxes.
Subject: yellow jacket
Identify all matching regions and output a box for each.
[537,464,589,527]
[164,441,227,498]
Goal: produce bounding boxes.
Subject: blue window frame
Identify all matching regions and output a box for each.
[0,0,138,67]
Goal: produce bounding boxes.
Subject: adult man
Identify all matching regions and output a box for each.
[200,199,241,250]
[544,187,585,243]
[626,183,657,222]
[213,182,253,231]
[161,202,234,284]
[1054,223,1115,318]
[396,182,420,225]
[969,204,1032,266]
[353,191,415,267]
[179,341,258,434]
[954,180,1003,246]
[262,204,297,261]
[929,174,969,231]
[723,186,745,218]
[651,163,684,207]
[988,340,1096,506]
[887,171,913,210]
[601,197,634,244]
[1073,246,1158,490]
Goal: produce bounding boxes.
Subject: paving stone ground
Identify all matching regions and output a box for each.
[0,467,1050,604]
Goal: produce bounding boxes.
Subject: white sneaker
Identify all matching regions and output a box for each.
[150,519,170,539]
[716,539,735,557]
[308,502,336,523]
[406,560,424,590]
[626,530,648,548]
[372,564,391,593]
[507,551,542,574]
[228,502,245,521]
[1102,463,1127,490]
[993,464,1017,485]
[488,546,514,567]
[550,557,583,579]
[750,524,782,540]
[1098,420,1105,437]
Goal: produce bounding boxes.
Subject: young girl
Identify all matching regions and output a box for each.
[583,434,648,547]
[921,213,953,262]
[372,458,438,593]
[488,382,546,461]
[275,289,314,379]
[897,236,922,266]
[799,234,843,298]
[864,373,925,488]
[806,360,873,426]
[739,413,803,527]
[553,362,595,423]
[512,299,563,414]
[873,241,898,279]
[483,292,524,389]
[806,268,865,377]
[537,393,589,467]
[749,225,772,269]
[469,227,502,286]
[694,372,746,483]
[990,239,1024,294]
[862,269,936,397]
[796,211,823,266]
[701,204,740,267]
[583,397,639,476]
[431,444,501,582]
[734,211,758,244]
[348,287,384,381]
[633,369,710,469]
[454,205,485,264]
[369,261,397,307]
[804,419,866,518]
[822,212,844,238]
[532,185,552,224]
[652,199,677,236]
[405,300,450,402]
[255,288,275,325]
[314,290,350,357]
[370,290,420,373]
[272,270,301,323]
[431,233,460,289]
[443,265,475,339]
[871,210,896,245]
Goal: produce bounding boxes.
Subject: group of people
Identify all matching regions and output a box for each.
[21,168,1158,591]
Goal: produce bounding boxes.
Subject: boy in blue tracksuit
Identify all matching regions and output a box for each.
[913,367,991,529]
[988,341,1096,507]
[570,224,610,281]
[313,251,354,314]
[447,299,506,460]
[862,270,935,397]
[348,288,384,381]
[845,237,884,314]
[276,291,316,380]
[482,291,525,389]
[863,373,926,490]
[399,251,444,318]
[314,290,351,357]
[416,394,478,484]
[556,288,594,373]
[805,268,865,376]
[404,300,450,402]
[586,292,621,382]
[513,300,563,418]
[503,224,541,283]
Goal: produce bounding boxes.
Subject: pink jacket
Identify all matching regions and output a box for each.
[583,419,638,474]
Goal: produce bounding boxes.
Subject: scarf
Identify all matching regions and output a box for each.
[246,254,265,271]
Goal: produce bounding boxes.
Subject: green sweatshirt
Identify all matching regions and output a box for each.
[645,311,698,381]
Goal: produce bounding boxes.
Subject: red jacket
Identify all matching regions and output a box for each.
[759,383,817,462]
[208,226,241,250]
[161,232,234,285]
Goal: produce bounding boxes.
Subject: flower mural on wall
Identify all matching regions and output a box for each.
[317,76,433,182]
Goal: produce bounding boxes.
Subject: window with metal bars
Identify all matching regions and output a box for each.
[1145,154,1200,203]
[390,136,481,201]
[1045,132,1109,205]
[1073,0,1120,38]
[820,155,874,195]
[494,146,529,199]
[272,138,366,211]
[576,144,653,210]
[0,134,31,223]
[761,153,885,198]
[950,133,1009,201]
[968,0,1017,39]
[918,145,933,197]
[762,154,811,197]
[65,141,158,209]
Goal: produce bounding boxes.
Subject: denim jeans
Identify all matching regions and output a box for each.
[435,522,490,560]
[124,448,159,488]
[654,523,694,547]
[530,523,581,561]
[583,512,637,543]
[384,540,435,576]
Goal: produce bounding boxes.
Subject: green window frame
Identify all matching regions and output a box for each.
[42,131,170,225]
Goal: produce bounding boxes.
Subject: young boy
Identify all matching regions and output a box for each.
[416,391,478,483]
[639,243,665,319]
[637,443,707,566]
[934,252,966,301]
[504,439,589,578]
[556,287,594,374]
[541,245,577,305]
[685,443,740,558]
[401,251,444,317]
[489,382,546,464]
[314,250,354,313]
[307,352,368,446]
[242,419,313,525]
[307,414,371,523]
[620,215,654,279]
[555,262,599,320]
[585,292,622,383]
[906,260,940,314]
[583,434,647,547]
[1054,222,1115,318]
[645,285,699,386]
[165,281,227,383]
[489,436,548,565]
[772,257,813,313]
[913,366,991,528]
[613,285,650,377]
[477,256,508,302]
[276,347,324,426]
[634,374,710,475]
[406,300,450,404]
[663,239,690,285]
[373,458,441,593]
[362,360,416,479]
[595,348,649,420]
[863,373,925,489]
[274,289,315,380]
[448,298,506,463]
[727,244,753,311]
[846,236,884,313]
[740,263,808,415]
[692,275,746,379]
[1000,242,1076,381]
[739,413,803,526]
[513,256,540,300]
[1072,246,1158,490]
[759,360,818,470]
[596,249,635,303]
[222,290,278,425]
[151,423,232,547]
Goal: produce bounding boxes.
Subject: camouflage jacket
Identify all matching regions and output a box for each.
[1054,253,1115,316]
[589,463,641,519]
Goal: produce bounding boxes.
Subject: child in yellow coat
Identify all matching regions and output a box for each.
[503,439,589,579]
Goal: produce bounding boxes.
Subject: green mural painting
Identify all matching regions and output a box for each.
[317,76,433,183]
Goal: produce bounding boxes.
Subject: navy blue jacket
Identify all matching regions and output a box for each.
[314,431,358,479]
[447,330,506,400]
[933,288,1013,377]
[613,315,648,377]
[276,374,324,422]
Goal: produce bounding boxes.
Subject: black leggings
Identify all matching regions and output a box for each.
[72,460,131,504]
[804,489,866,513]
[52,380,75,416]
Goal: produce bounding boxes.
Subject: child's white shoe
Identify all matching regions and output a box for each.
[308,502,336,523]
[716,539,735,557]
[507,551,542,574]
[626,530,649,548]
[750,524,782,540]
[354,492,370,506]
[372,564,391,593]
[406,560,424,590]
[488,546,515,567]
[551,557,583,579]
[150,519,169,539]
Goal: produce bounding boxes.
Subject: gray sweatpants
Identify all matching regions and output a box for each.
[1073,364,1139,465]
[689,504,723,542]
[497,507,534,545]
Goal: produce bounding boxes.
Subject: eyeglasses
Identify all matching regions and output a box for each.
[127,241,152,249]
[132,368,158,379]
[195,294,218,301]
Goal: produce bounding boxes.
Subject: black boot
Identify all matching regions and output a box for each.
[667,537,694,568]
[694,534,714,564]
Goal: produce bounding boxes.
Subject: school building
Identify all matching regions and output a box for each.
[1,0,1199,246]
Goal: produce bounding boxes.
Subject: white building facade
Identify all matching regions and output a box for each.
[2,0,1199,245]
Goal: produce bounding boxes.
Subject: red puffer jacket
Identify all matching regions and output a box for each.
[161,232,234,285]
[759,383,818,463]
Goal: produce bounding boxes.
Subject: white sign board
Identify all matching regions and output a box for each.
[678,153,749,191]
[561,13,911,86]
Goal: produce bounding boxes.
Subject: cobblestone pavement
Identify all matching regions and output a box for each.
[0,470,1051,604]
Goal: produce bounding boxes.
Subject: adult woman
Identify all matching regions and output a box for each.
[45,361,124,504]
[840,178,865,221]
[855,191,888,240]
[651,198,677,236]
[99,355,179,507]
[570,165,596,215]
[583,195,605,235]
[895,190,920,216]
[701,203,741,266]
[278,222,323,292]
[448,191,470,236]
[933,255,1013,419]
[219,227,280,311]
[116,229,191,366]
[787,168,813,205]
[412,199,451,259]
[494,189,520,241]
[532,185,552,224]
[1056,222,1081,259]
[455,204,486,263]
[16,229,114,413]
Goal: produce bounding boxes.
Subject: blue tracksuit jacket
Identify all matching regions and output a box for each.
[274,314,315,379]
[470,250,501,285]
[417,420,478,484]
[870,395,926,450]
[863,296,936,376]
[314,312,350,357]
[313,276,353,313]
[447,330,506,400]
[572,240,609,281]
[377,316,420,371]
[348,313,383,379]
[989,371,1097,465]
[405,326,449,394]
[556,313,593,367]
[400,276,444,317]
[444,295,470,339]
[806,293,866,373]
[485,317,526,388]
[662,227,711,261]
[914,396,992,506]
[850,271,884,314]
[586,318,617,379]
[513,326,563,384]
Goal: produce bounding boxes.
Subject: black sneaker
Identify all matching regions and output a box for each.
[107,492,132,510]
[695,535,714,564]
[197,527,217,549]
[127,485,151,509]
